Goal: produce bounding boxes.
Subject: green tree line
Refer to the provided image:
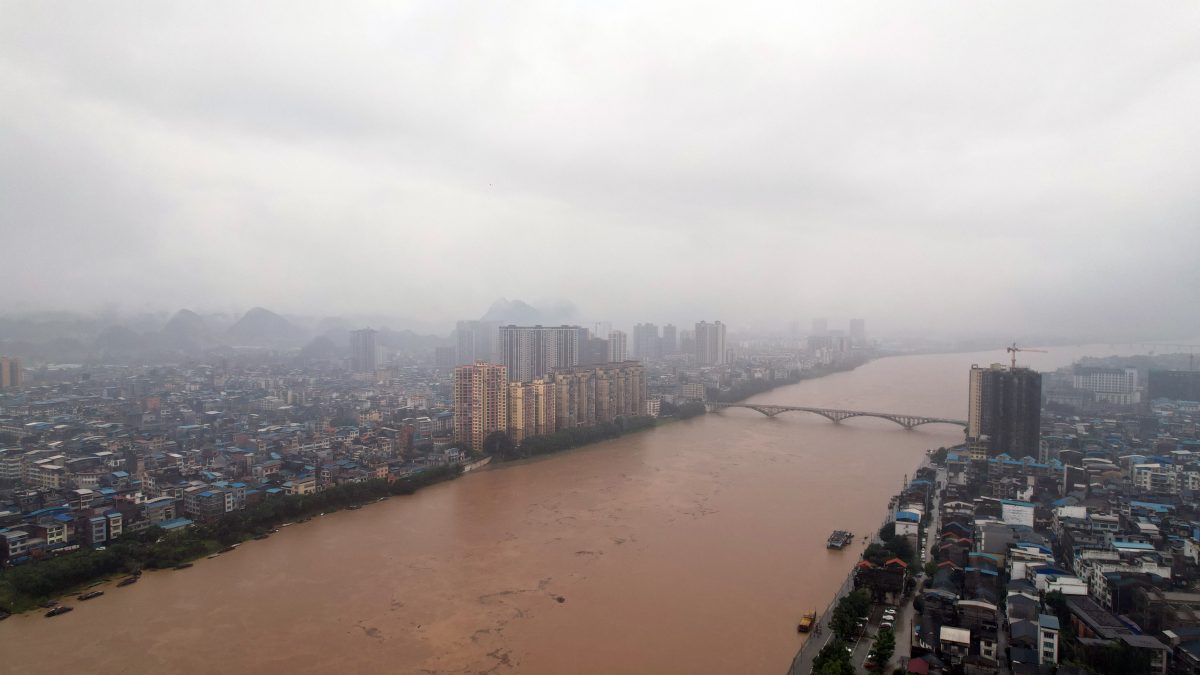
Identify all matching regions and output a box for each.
[484,415,667,462]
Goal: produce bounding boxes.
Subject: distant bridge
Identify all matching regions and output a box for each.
[705,402,967,431]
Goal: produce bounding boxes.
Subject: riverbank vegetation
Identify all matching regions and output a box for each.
[484,415,660,462]
[0,464,461,614]
[812,639,856,675]
[829,588,872,641]
[707,359,869,403]
[867,522,917,567]
[658,401,707,419]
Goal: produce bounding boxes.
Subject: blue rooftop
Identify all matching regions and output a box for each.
[159,517,193,530]
[1113,541,1156,550]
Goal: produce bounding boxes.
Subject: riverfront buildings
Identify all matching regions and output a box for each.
[551,361,646,430]
[507,379,556,444]
[968,363,1041,457]
[453,362,508,450]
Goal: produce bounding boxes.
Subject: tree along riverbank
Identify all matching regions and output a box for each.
[708,357,871,404]
[0,464,462,614]
[483,402,707,462]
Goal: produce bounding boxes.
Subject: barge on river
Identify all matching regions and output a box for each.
[826,530,854,549]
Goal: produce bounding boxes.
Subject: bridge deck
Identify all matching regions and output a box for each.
[705,402,966,430]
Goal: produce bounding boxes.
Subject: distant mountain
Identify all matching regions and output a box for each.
[158,309,215,353]
[482,298,544,325]
[314,316,354,348]
[379,328,451,355]
[93,325,147,359]
[226,307,306,346]
[298,335,342,362]
[480,298,580,326]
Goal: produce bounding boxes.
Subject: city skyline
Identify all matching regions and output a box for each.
[3,4,1199,338]
[6,3,1200,673]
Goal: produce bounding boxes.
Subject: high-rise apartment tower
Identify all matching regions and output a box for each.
[694,321,727,366]
[968,363,1042,457]
[454,362,508,450]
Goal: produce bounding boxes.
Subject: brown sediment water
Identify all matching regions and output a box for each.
[0,345,1131,673]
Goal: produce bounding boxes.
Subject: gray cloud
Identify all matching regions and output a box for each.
[2,2,1197,337]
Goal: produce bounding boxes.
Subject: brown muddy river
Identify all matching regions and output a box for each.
[0,345,1132,673]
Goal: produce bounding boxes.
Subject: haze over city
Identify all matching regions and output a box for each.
[10,4,1200,675]
[3,2,1199,339]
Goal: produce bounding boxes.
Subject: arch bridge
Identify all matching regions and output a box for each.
[705,402,966,431]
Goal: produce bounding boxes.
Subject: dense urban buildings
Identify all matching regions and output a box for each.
[453,362,508,450]
[968,363,1042,456]
[694,320,727,366]
[789,356,1200,675]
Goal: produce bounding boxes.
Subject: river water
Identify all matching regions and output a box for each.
[0,345,1147,673]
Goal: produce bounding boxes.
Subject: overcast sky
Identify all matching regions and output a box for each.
[2,2,1197,336]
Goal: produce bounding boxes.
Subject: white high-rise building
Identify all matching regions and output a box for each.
[608,330,628,363]
[498,325,583,382]
[1073,366,1140,405]
[694,321,727,366]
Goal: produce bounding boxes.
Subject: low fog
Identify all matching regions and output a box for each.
[1,2,1197,338]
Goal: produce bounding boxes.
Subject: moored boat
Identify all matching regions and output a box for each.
[78,591,104,601]
[797,612,817,633]
[45,606,73,617]
[826,530,854,549]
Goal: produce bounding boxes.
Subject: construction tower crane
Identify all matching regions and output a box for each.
[1007,342,1047,369]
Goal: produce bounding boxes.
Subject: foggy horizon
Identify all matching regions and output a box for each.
[3,3,1198,339]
